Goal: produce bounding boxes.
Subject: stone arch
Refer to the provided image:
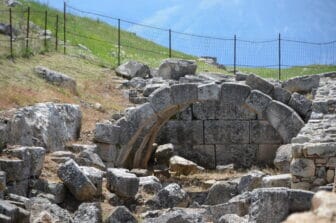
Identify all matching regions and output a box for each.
[95,82,304,169]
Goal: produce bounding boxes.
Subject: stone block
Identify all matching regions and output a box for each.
[57,159,97,201]
[282,75,320,93]
[204,120,250,144]
[95,143,119,164]
[0,158,25,182]
[80,166,104,197]
[169,155,201,175]
[273,87,291,104]
[192,101,217,120]
[94,123,120,144]
[106,168,139,198]
[216,144,258,167]
[257,144,280,166]
[158,58,197,80]
[265,100,296,129]
[171,84,198,105]
[245,90,273,118]
[125,103,157,130]
[216,103,257,120]
[250,121,283,144]
[305,143,336,157]
[158,120,204,145]
[245,74,274,95]
[277,112,305,143]
[274,144,292,172]
[290,158,315,177]
[262,174,291,188]
[288,92,312,121]
[187,145,215,169]
[198,83,220,101]
[220,83,251,105]
[0,200,19,222]
[205,181,238,205]
[149,86,175,114]
[327,170,335,183]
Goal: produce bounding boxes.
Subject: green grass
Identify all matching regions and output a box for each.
[237,65,336,80]
[0,1,335,79]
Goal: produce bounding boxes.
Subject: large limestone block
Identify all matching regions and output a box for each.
[169,155,201,175]
[204,120,250,144]
[153,183,190,208]
[157,120,204,145]
[73,202,102,223]
[290,158,315,177]
[170,84,198,105]
[106,168,139,198]
[205,181,238,205]
[245,90,272,117]
[94,123,120,144]
[220,83,251,105]
[274,144,292,172]
[175,145,215,169]
[57,159,97,201]
[35,66,77,94]
[115,60,150,79]
[158,58,197,80]
[250,121,283,144]
[288,92,312,121]
[149,86,175,114]
[282,75,320,93]
[8,103,82,152]
[273,86,292,104]
[198,83,220,101]
[262,174,291,188]
[245,74,274,95]
[216,144,258,168]
[125,103,157,130]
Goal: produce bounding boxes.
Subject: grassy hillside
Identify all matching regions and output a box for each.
[1,1,336,79]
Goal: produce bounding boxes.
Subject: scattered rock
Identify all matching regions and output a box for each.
[34,66,78,94]
[219,214,248,223]
[73,203,102,223]
[153,183,190,209]
[158,58,197,80]
[30,197,72,223]
[57,159,97,201]
[76,148,106,170]
[205,181,238,205]
[282,75,320,94]
[169,155,203,176]
[106,168,139,199]
[274,144,292,172]
[116,61,150,80]
[262,174,291,188]
[105,206,137,223]
[237,170,266,193]
[143,208,207,223]
[139,176,162,194]
[155,143,174,166]
[8,103,82,152]
[288,92,312,121]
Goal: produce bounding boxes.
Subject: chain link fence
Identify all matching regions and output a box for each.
[0,3,335,80]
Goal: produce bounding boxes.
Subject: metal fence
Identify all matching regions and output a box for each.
[1,3,336,80]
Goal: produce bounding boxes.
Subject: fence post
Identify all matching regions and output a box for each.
[63,1,66,54]
[55,14,58,51]
[278,33,281,80]
[44,10,48,50]
[169,29,172,58]
[118,18,121,66]
[26,7,30,54]
[9,8,13,58]
[234,34,237,75]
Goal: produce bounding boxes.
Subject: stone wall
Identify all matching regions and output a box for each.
[157,101,283,169]
[290,73,336,190]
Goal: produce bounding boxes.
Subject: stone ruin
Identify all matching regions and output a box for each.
[0,58,336,222]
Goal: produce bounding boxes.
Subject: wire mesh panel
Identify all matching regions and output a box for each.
[66,5,119,67]
[0,9,10,58]
[171,31,232,73]
[236,39,279,79]
[120,19,169,67]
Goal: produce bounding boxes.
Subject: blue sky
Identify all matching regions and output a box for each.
[37,0,336,66]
